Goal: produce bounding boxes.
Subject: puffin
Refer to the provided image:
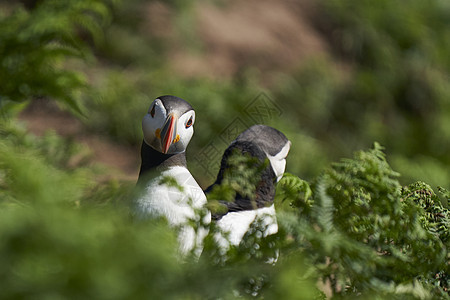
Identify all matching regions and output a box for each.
[134,95,210,256]
[205,125,291,249]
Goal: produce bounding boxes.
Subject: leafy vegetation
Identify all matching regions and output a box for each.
[274,0,450,186]
[0,0,117,115]
[0,0,449,299]
[277,143,448,298]
[1,121,448,298]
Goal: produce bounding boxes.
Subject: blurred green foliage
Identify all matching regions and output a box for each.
[65,0,450,188]
[0,0,449,298]
[0,0,117,114]
[1,122,448,298]
[0,119,319,298]
[275,0,450,186]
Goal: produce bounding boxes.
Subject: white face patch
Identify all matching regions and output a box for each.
[142,98,166,151]
[142,98,196,154]
[266,141,291,182]
[169,110,195,154]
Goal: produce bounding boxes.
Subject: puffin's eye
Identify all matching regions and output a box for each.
[150,104,155,118]
[185,117,193,128]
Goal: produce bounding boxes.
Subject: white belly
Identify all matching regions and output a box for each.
[215,204,278,249]
[135,166,211,255]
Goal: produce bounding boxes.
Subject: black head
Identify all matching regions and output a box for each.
[236,125,289,156]
[158,95,193,115]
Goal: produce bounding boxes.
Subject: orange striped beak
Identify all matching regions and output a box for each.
[160,113,178,154]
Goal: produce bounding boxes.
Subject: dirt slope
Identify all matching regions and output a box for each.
[148,0,327,79]
[19,100,140,181]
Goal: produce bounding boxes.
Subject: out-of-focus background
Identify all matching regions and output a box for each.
[1,1,449,298]
[2,0,449,189]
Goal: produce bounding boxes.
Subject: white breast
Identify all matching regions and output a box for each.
[215,204,278,249]
[135,166,211,255]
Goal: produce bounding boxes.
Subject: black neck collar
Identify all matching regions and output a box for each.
[138,141,187,183]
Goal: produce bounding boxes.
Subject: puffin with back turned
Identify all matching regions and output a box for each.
[134,95,210,255]
[205,124,291,249]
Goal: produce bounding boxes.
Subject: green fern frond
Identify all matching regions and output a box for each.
[276,173,313,213]
[438,186,450,206]
[403,182,449,244]
[313,177,335,233]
